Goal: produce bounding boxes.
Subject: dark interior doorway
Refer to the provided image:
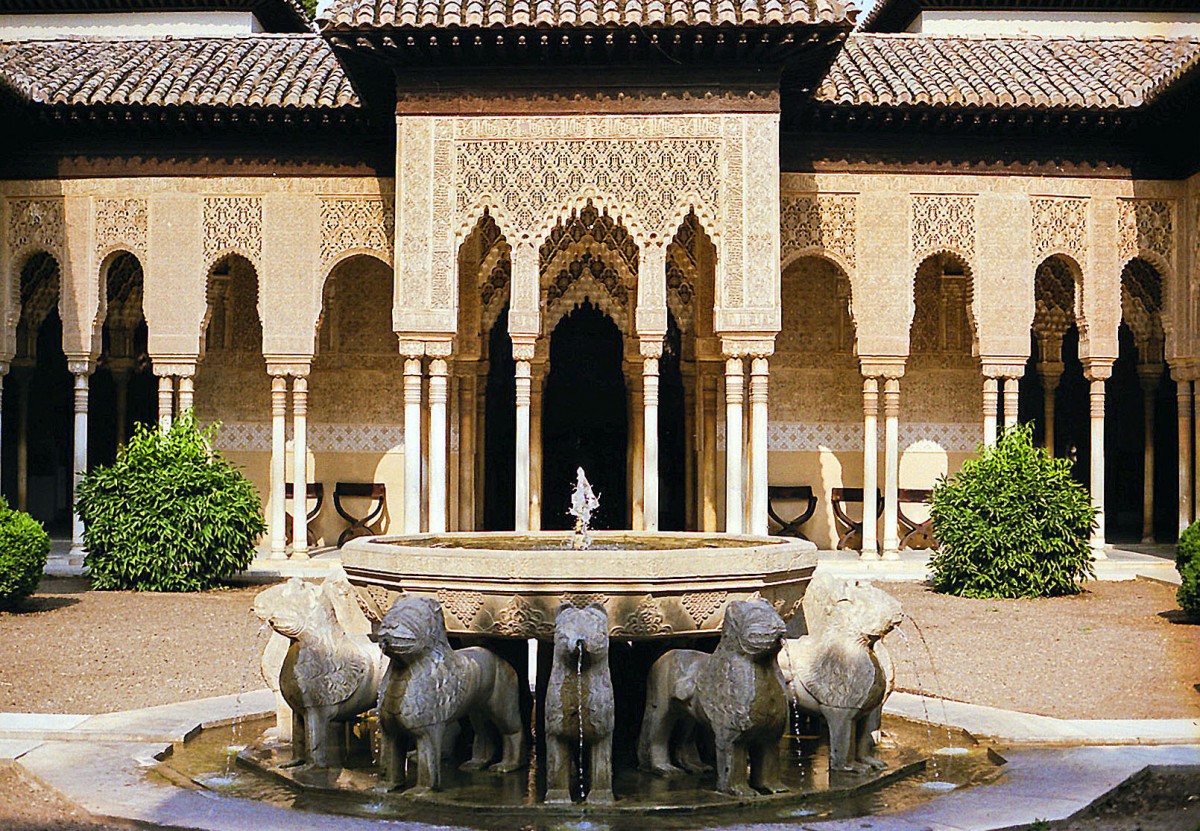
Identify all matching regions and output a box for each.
[483,307,516,531]
[658,313,686,531]
[541,301,628,530]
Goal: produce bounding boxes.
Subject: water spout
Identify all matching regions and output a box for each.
[568,467,600,550]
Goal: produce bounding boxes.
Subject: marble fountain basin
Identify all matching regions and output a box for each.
[340,530,818,639]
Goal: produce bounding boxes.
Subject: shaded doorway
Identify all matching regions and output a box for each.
[483,306,516,531]
[659,313,686,531]
[541,301,628,530]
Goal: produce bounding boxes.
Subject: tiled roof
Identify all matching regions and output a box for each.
[814,34,1200,110]
[0,0,313,33]
[0,35,361,109]
[858,0,1200,34]
[317,0,854,30]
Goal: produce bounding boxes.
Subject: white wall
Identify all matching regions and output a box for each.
[0,12,264,40]
[908,10,1200,36]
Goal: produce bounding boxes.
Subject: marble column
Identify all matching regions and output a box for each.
[1038,362,1064,455]
[1084,361,1111,556]
[1138,365,1162,544]
[15,370,29,513]
[1178,376,1194,535]
[291,374,309,559]
[157,374,175,430]
[458,372,477,532]
[642,340,662,532]
[749,356,770,537]
[403,355,423,534]
[530,367,545,531]
[178,374,195,414]
[701,372,719,532]
[861,377,879,559]
[1002,376,1020,430]
[428,357,449,535]
[882,377,901,559]
[269,374,288,559]
[982,377,999,446]
[69,360,92,558]
[724,357,745,535]
[683,368,697,531]
[513,339,534,532]
[626,361,645,531]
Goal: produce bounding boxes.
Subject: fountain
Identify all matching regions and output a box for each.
[214,473,1000,824]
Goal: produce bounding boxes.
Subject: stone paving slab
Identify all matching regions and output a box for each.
[0,712,90,740]
[0,739,42,761]
[885,693,1200,745]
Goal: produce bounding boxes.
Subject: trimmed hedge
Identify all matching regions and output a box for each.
[1177,521,1200,620]
[0,498,51,610]
[929,423,1096,599]
[76,412,266,591]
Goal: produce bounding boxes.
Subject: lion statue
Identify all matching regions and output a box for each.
[257,567,372,742]
[638,599,789,798]
[545,603,615,805]
[376,596,526,794]
[777,572,903,774]
[252,576,387,769]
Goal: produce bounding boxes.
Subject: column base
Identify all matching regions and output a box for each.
[1140,535,1156,545]
[268,547,288,561]
[290,548,310,561]
[881,547,900,561]
[859,548,880,561]
[1089,542,1108,560]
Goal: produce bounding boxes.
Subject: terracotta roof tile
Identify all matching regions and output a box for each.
[0,0,313,34]
[815,34,1200,110]
[318,0,853,29]
[0,34,361,110]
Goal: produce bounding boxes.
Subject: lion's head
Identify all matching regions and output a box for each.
[720,599,786,659]
[554,603,609,663]
[827,582,904,645]
[376,596,449,659]
[253,578,333,639]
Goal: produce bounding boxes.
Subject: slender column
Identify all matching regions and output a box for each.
[1002,376,1019,430]
[1038,363,1063,455]
[269,375,288,559]
[177,374,195,414]
[291,375,309,559]
[428,357,449,534]
[69,361,92,558]
[701,372,719,532]
[458,372,476,531]
[724,357,745,535]
[982,377,999,446]
[1138,365,1161,544]
[530,368,544,531]
[642,340,662,531]
[861,377,879,559]
[403,355,424,534]
[15,372,29,513]
[749,356,770,537]
[882,377,901,559]
[1085,362,1111,557]
[157,374,175,430]
[1178,378,1194,535]
[627,363,645,531]
[111,362,131,446]
[683,369,697,531]
[514,352,532,532]
[474,372,487,528]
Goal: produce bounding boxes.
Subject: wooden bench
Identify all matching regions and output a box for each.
[898,488,938,550]
[767,485,818,541]
[284,482,324,547]
[830,487,883,552]
[333,482,387,547]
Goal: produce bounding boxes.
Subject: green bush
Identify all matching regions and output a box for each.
[1177,521,1200,619]
[929,423,1096,599]
[76,412,266,591]
[0,498,51,610]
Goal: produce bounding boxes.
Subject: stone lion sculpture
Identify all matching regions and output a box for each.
[376,596,525,794]
[638,599,789,797]
[252,576,387,769]
[545,603,615,804]
[777,572,902,774]
[258,567,372,742]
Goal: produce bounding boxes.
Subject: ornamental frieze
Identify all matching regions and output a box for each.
[1118,199,1174,266]
[780,193,857,271]
[7,198,64,262]
[319,197,394,267]
[1030,196,1087,264]
[203,196,262,264]
[911,194,976,261]
[95,198,148,258]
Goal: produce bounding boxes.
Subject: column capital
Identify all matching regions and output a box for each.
[639,337,664,360]
[0,361,10,378]
[720,335,775,359]
[859,356,905,379]
[981,360,1026,380]
[65,356,95,377]
[151,359,197,378]
[396,337,426,358]
[1083,358,1114,382]
[424,337,455,359]
[511,334,537,363]
[1137,362,1165,385]
[264,356,312,378]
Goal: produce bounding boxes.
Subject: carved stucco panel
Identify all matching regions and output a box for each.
[203,196,262,265]
[1117,198,1174,268]
[911,194,976,261]
[7,198,65,263]
[319,197,394,266]
[1030,196,1087,265]
[95,198,148,258]
[781,193,856,271]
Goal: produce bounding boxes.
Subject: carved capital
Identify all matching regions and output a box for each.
[66,357,95,377]
[396,338,426,358]
[980,361,1027,380]
[150,359,197,378]
[639,338,664,360]
[1083,358,1114,382]
[424,337,455,359]
[264,356,312,378]
[511,334,537,363]
[720,335,775,359]
[858,356,906,380]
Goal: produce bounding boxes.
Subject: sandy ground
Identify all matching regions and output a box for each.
[0,574,1197,830]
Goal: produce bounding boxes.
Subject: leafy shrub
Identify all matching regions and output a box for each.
[0,498,51,610]
[1177,521,1200,620]
[76,412,266,591]
[929,423,1096,599]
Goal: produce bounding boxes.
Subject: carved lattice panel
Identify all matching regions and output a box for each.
[780,193,856,270]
